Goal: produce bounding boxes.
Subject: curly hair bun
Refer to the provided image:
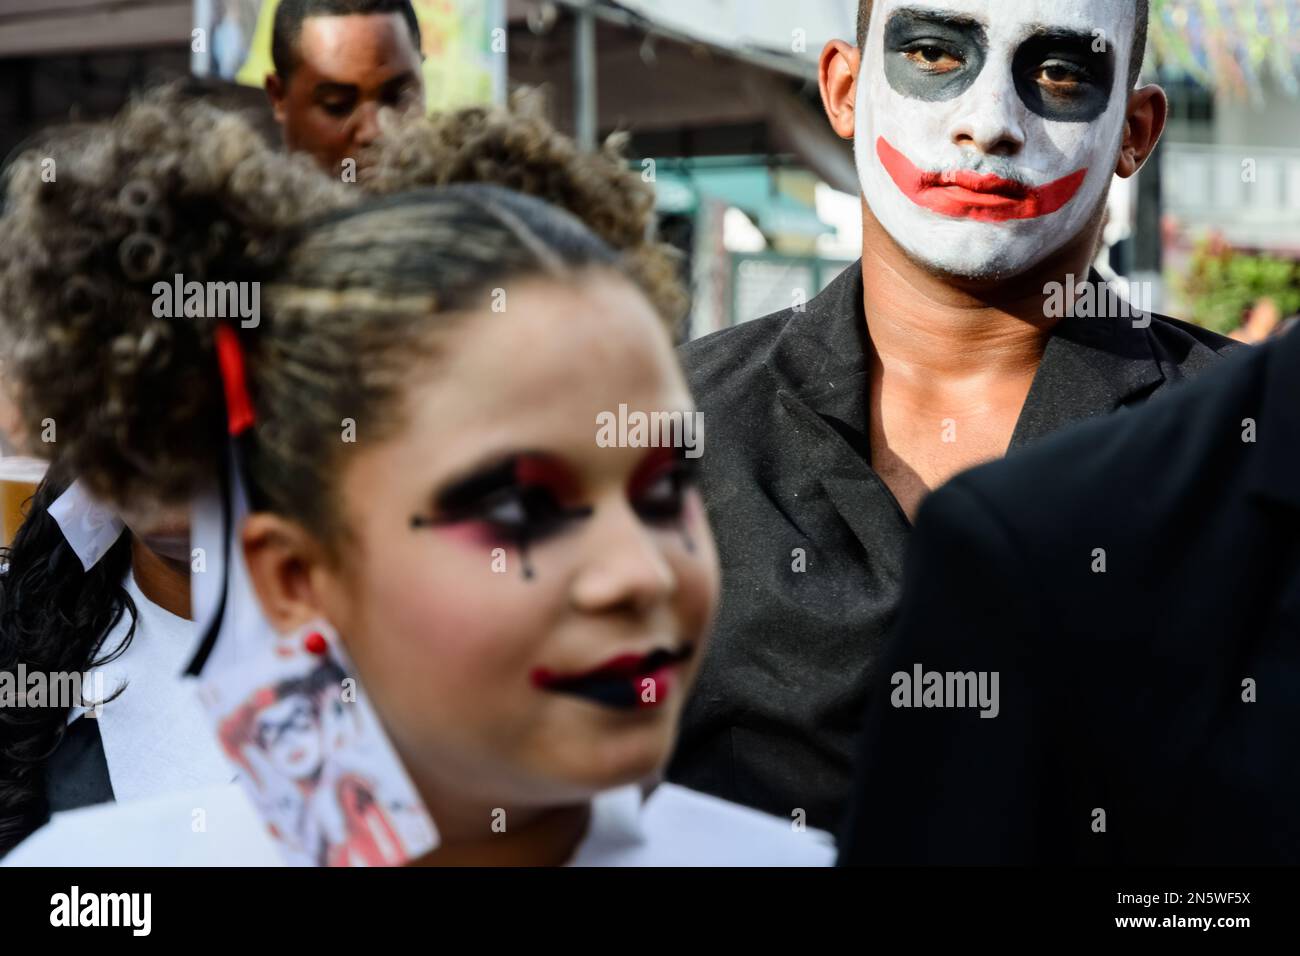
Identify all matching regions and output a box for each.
[362,91,688,328]
[0,86,354,510]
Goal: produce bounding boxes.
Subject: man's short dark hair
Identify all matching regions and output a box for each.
[856,0,1150,90]
[272,0,422,79]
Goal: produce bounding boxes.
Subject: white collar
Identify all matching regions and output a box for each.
[568,784,649,862]
[64,571,195,725]
[7,780,835,866]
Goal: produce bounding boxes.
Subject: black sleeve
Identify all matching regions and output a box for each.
[838,477,1067,865]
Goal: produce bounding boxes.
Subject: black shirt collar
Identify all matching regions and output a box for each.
[765,259,1168,451]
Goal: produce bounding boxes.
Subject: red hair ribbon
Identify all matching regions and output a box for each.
[214,322,255,437]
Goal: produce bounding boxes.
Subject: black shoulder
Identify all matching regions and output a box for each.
[946,337,1268,553]
[1145,312,1244,372]
[677,307,792,401]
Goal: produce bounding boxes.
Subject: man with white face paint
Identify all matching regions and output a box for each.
[857,0,1135,278]
[667,0,1239,833]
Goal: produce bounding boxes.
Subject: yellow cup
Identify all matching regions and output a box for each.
[0,457,48,547]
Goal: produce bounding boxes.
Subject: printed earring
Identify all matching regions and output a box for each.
[190,496,439,866]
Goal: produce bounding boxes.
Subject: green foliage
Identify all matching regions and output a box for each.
[1174,239,1300,334]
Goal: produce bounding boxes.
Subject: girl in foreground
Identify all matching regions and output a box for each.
[0,94,830,865]
[0,92,685,855]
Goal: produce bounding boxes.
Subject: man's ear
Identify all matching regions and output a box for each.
[819,40,861,141]
[1115,84,1168,179]
[242,512,333,635]
[265,72,288,125]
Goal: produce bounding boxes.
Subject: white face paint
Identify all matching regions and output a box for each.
[853,0,1135,279]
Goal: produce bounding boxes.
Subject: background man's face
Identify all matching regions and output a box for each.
[268,12,424,175]
[853,0,1136,279]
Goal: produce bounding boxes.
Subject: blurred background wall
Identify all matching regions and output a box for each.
[0,0,1297,342]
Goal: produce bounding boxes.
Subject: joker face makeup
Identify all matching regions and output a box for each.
[853,0,1136,278]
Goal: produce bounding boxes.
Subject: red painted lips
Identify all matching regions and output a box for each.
[531,647,694,711]
[876,137,1087,223]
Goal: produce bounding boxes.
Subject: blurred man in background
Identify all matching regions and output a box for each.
[266,0,425,175]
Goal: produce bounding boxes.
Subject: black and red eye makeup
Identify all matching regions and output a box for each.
[531,645,696,711]
[627,446,700,552]
[411,447,701,576]
[411,452,592,580]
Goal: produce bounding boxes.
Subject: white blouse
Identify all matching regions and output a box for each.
[6,780,835,866]
[69,571,233,802]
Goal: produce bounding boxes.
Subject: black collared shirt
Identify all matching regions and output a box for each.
[667,260,1239,831]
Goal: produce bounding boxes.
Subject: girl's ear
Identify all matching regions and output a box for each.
[241,512,333,634]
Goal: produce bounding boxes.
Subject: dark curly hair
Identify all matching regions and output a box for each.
[0,93,356,509]
[362,93,688,329]
[0,88,684,518]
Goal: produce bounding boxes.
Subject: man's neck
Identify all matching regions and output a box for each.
[858,205,1100,520]
[859,210,1097,381]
